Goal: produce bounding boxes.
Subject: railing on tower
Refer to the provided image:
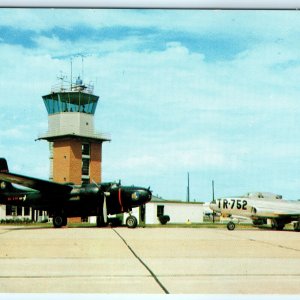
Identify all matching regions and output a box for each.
[50,79,95,95]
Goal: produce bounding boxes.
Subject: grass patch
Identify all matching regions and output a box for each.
[0,221,296,231]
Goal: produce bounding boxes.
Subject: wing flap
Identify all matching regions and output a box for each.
[0,172,73,194]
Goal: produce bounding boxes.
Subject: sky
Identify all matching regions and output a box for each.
[1,9,300,201]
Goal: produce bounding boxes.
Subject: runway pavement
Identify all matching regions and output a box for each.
[0,225,299,294]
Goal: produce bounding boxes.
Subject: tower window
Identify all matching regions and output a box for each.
[82,158,90,176]
[82,143,90,156]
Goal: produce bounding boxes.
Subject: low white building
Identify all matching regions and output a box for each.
[120,198,204,225]
[145,199,204,224]
[0,205,47,222]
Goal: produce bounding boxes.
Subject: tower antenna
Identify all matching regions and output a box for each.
[81,55,84,81]
[57,71,66,91]
[70,58,73,91]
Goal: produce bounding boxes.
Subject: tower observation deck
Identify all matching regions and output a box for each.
[39,77,110,142]
[38,76,110,186]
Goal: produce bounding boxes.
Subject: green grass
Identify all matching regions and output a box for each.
[0,221,296,231]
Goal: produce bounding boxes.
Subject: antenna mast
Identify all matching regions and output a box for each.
[212,180,215,223]
[187,172,190,202]
[70,57,73,90]
[81,55,84,81]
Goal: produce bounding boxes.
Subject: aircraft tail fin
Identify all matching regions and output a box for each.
[0,158,9,173]
[0,158,14,192]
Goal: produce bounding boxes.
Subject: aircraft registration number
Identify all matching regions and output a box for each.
[218,199,247,210]
[7,195,26,201]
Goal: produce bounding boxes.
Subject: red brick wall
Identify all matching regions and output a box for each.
[90,143,102,183]
[53,140,82,184]
[52,139,103,224]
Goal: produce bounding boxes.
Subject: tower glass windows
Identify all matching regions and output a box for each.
[42,92,98,115]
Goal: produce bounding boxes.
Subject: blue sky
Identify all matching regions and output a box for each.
[1,9,300,201]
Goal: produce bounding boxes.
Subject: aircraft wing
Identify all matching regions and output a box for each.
[0,172,73,194]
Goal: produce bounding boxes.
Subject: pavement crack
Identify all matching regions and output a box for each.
[220,231,300,253]
[113,228,169,294]
[248,238,300,252]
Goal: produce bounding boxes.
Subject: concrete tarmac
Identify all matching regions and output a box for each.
[0,225,299,294]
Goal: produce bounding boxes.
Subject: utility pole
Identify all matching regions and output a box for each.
[212,180,215,202]
[187,172,190,202]
[212,180,215,223]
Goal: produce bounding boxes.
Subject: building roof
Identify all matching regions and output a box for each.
[151,196,204,205]
[37,132,111,143]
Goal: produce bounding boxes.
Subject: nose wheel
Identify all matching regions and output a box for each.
[227,221,236,231]
[53,215,67,228]
[126,215,138,228]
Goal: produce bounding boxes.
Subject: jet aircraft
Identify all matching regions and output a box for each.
[0,158,152,228]
[209,192,300,231]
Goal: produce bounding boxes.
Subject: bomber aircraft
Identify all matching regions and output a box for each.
[209,192,300,231]
[0,158,152,228]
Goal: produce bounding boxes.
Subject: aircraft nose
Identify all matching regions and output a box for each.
[131,188,152,205]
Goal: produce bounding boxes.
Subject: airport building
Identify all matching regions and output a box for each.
[144,199,204,224]
[0,205,47,222]
[38,76,110,185]
[130,199,204,225]
[37,77,110,223]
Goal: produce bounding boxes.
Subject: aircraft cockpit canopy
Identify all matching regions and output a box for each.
[245,192,283,199]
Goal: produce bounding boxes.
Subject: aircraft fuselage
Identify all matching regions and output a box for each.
[210,195,300,231]
[0,182,152,222]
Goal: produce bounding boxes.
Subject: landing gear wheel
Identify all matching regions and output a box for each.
[227,221,235,231]
[96,215,107,227]
[272,219,285,231]
[126,215,138,228]
[53,215,65,228]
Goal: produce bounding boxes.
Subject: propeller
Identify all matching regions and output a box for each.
[103,192,109,223]
[92,179,109,224]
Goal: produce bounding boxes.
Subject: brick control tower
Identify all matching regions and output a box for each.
[38,76,110,185]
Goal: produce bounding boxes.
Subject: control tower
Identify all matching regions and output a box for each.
[38,76,110,185]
